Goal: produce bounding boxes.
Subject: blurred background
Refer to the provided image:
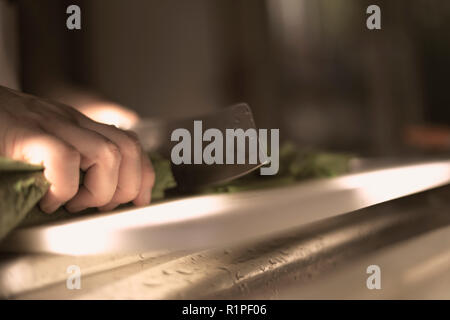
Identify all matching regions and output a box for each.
[17,0,450,157]
[2,0,450,300]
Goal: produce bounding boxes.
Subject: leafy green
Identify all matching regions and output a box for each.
[0,143,351,242]
[149,153,177,201]
[0,158,45,172]
[0,159,49,241]
[199,143,352,194]
[0,153,176,240]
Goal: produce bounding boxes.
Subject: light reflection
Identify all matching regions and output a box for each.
[14,160,450,255]
[22,139,51,166]
[79,103,139,129]
[336,162,450,204]
[41,196,228,255]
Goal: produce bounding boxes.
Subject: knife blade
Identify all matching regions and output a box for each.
[131,103,267,191]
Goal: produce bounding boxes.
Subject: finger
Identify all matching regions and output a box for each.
[98,132,152,212]
[37,115,122,212]
[12,127,81,213]
[75,117,143,209]
[133,152,155,206]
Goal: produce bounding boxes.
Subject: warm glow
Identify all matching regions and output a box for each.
[6,159,450,256]
[79,103,139,129]
[22,142,49,167]
[336,161,450,204]
[40,196,228,255]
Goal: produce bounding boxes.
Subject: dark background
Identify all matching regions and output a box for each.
[17,0,450,156]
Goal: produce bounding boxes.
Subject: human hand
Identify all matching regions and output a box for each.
[0,86,154,213]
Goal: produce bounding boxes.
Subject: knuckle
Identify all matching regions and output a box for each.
[59,145,81,166]
[60,145,81,166]
[83,185,113,208]
[57,180,79,202]
[93,193,113,207]
[120,130,142,156]
[98,140,122,166]
[54,147,80,202]
[116,188,139,203]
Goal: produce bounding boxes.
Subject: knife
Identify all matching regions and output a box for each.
[130,103,267,192]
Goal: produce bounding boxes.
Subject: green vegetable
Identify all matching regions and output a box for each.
[199,143,352,194]
[0,153,176,240]
[0,159,49,241]
[0,143,351,242]
[149,153,177,201]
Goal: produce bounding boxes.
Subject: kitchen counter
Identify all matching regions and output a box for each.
[1,185,449,299]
